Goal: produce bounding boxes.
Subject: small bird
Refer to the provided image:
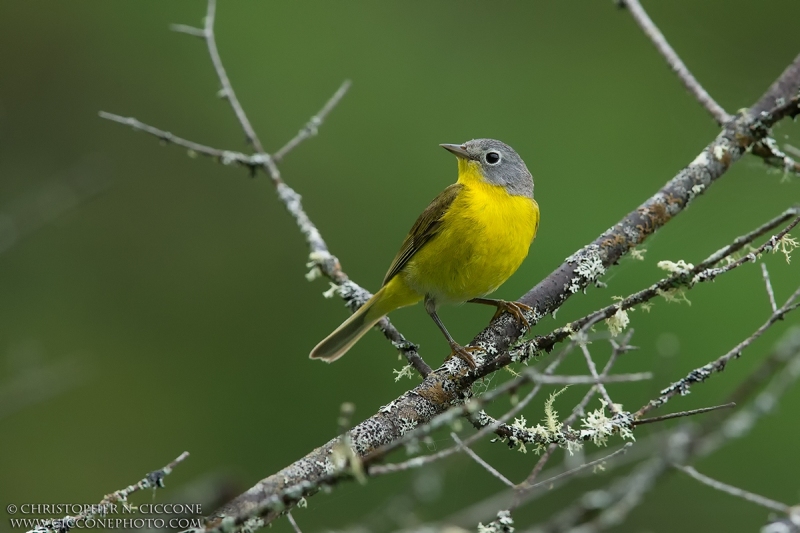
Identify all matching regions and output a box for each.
[310,139,539,368]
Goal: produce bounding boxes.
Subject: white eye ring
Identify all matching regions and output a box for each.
[485,151,501,165]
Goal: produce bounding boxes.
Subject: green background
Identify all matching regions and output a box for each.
[1,1,799,531]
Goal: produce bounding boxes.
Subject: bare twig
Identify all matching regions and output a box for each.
[286,512,303,533]
[530,372,651,385]
[512,443,557,510]
[676,465,790,513]
[619,0,731,124]
[752,137,800,177]
[202,0,265,154]
[526,443,633,493]
[762,263,778,312]
[697,327,800,457]
[580,344,616,412]
[170,23,205,38]
[98,112,264,169]
[633,402,736,425]
[109,6,432,377]
[274,80,352,162]
[27,452,190,533]
[451,433,514,488]
[637,286,800,417]
[620,0,731,124]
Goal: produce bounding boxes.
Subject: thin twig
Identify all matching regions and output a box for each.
[27,452,190,533]
[580,344,616,412]
[527,443,633,493]
[633,402,735,425]
[637,286,800,418]
[752,137,800,177]
[527,210,800,358]
[203,0,265,154]
[98,112,265,169]
[286,512,303,533]
[532,372,652,385]
[676,465,790,513]
[170,23,205,38]
[762,263,778,312]
[620,0,731,124]
[451,433,514,488]
[511,443,557,510]
[697,327,800,458]
[113,5,432,377]
[274,80,352,162]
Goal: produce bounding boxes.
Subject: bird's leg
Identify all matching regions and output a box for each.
[425,296,478,369]
[468,297,533,328]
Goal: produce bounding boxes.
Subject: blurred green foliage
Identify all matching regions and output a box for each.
[1,1,799,531]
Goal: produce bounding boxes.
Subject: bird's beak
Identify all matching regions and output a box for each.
[440,143,471,159]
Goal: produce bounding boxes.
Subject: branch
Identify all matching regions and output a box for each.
[451,432,514,488]
[273,80,352,162]
[676,465,790,514]
[526,208,800,358]
[619,0,731,124]
[101,4,800,530]
[637,286,800,417]
[697,326,800,457]
[199,60,800,524]
[108,8,430,377]
[28,452,189,533]
[201,0,265,154]
[632,402,736,426]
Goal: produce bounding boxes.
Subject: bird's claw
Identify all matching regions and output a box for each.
[491,300,533,328]
[445,343,481,369]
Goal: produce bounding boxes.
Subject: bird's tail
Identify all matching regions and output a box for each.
[310,279,420,362]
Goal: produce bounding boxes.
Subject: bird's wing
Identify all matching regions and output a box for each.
[382,183,463,287]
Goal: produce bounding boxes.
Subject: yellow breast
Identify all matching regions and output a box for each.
[402,163,539,303]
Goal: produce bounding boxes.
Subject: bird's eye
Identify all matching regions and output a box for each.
[485,151,501,165]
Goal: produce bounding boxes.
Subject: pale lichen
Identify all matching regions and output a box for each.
[605,307,630,337]
[478,510,515,533]
[544,387,567,435]
[657,287,692,305]
[629,247,647,261]
[657,259,695,274]
[773,233,799,264]
[581,401,635,447]
[566,244,606,293]
[393,365,415,382]
[305,250,334,281]
[322,283,339,299]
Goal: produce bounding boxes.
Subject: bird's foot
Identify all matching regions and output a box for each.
[491,300,534,327]
[445,343,481,369]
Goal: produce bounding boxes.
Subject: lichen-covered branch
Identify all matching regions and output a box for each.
[636,285,800,417]
[521,208,800,359]
[28,452,189,533]
[192,54,800,531]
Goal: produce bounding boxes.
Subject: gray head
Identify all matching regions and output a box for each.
[440,138,534,198]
